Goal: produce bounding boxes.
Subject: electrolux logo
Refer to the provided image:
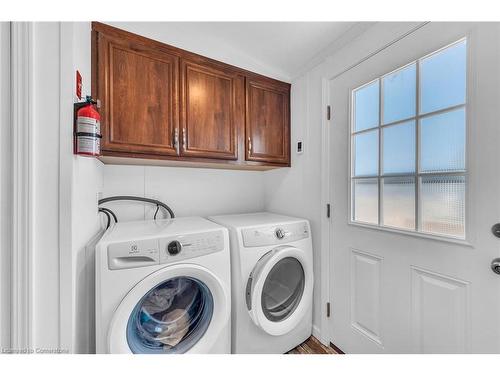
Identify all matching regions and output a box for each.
[129,244,139,254]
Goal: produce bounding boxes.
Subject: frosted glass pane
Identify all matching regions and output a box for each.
[382,177,415,230]
[420,108,465,172]
[353,178,378,224]
[383,63,416,124]
[420,175,465,237]
[354,130,378,176]
[420,40,466,114]
[382,121,415,174]
[354,81,379,132]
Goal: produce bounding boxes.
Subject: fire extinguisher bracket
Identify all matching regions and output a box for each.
[76,132,102,138]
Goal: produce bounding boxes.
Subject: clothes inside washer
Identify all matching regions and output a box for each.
[141,278,190,314]
[137,279,200,348]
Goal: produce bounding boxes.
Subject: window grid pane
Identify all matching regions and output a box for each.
[354,130,379,177]
[350,39,467,239]
[382,177,416,230]
[420,175,465,238]
[420,40,467,115]
[353,80,380,132]
[420,107,466,173]
[382,121,416,174]
[382,63,416,124]
[353,178,379,224]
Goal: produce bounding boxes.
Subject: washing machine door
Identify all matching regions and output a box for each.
[108,264,229,354]
[246,245,313,336]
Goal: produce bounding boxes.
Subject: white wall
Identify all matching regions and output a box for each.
[263,63,326,336]
[69,22,105,354]
[101,165,265,221]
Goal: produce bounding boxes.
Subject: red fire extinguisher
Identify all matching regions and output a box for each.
[75,95,101,157]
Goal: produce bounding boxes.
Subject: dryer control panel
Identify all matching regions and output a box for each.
[242,221,309,247]
[107,230,225,270]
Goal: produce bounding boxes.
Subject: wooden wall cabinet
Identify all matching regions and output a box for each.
[92,22,291,170]
[95,32,179,156]
[180,60,242,160]
[246,77,290,164]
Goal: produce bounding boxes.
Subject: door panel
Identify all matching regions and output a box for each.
[246,79,290,165]
[97,33,179,156]
[328,22,500,353]
[410,267,469,353]
[180,60,241,159]
[350,250,382,346]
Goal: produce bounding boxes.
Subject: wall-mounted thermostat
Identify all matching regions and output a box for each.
[297,140,304,154]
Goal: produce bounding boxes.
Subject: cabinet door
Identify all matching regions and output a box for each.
[180,60,241,160]
[246,78,290,165]
[97,33,179,156]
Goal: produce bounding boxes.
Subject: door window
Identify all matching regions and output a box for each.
[350,39,467,238]
[261,257,305,322]
[126,277,213,354]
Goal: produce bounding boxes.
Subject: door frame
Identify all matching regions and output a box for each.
[318,22,430,348]
[2,22,36,352]
[0,21,12,350]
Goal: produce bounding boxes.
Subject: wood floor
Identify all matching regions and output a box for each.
[286,336,339,354]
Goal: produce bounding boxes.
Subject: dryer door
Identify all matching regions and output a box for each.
[108,264,229,354]
[246,246,313,336]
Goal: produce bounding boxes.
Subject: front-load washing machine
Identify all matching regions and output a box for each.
[208,212,313,354]
[95,217,231,354]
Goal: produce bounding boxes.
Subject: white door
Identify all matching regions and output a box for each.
[328,22,500,353]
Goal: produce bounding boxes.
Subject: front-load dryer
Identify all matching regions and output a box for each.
[95,217,231,354]
[208,212,313,354]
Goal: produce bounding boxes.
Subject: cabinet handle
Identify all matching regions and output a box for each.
[182,128,187,151]
[173,128,179,155]
[247,137,252,157]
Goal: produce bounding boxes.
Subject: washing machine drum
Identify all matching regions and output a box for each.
[108,264,229,354]
[246,246,313,336]
[126,276,213,353]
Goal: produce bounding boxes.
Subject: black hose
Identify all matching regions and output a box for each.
[99,207,118,223]
[98,195,175,219]
[98,208,111,229]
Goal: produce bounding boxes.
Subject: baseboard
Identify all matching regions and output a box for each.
[312,324,331,347]
[312,324,346,354]
[312,324,321,341]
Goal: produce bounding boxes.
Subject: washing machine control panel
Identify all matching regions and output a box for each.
[242,221,309,247]
[107,230,225,270]
[159,230,225,264]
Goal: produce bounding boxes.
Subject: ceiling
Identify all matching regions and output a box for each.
[106,22,366,81]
